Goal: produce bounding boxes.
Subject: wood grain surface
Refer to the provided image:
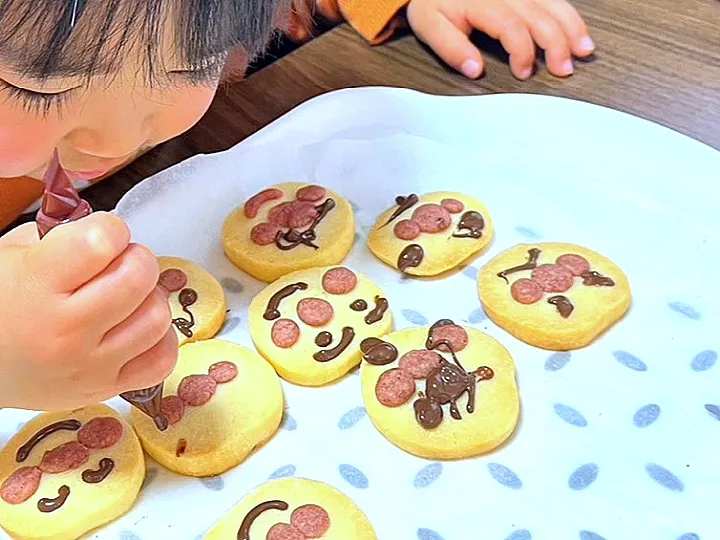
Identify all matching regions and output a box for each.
[8,0,720,230]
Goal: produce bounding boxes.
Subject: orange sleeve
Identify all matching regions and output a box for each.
[0,177,44,232]
[333,0,410,44]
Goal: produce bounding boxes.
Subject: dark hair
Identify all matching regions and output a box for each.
[0,0,289,83]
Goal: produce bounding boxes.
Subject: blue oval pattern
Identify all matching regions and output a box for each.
[462,266,479,280]
[219,316,240,335]
[669,302,701,320]
[633,404,661,427]
[645,463,684,492]
[417,529,444,540]
[468,307,487,324]
[338,407,367,430]
[677,534,700,540]
[506,530,532,540]
[339,464,369,489]
[515,226,540,240]
[691,350,717,372]
[579,532,606,540]
[487,463,522,489]
[554,404,588,427]
[545,352,571,372]
[220,277,243,293]
[199,476,224,491]
[568,463,599,490]
[282,413,297,431]
[269,464,296,480]
[613,350,648,371]
[402,309,429,326]
[705,404,720,420]
[119,531,142,540]
[413,463,443,488]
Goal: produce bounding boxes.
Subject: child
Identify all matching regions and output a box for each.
[0,0,592,412]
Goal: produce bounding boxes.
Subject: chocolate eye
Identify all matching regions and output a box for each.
[178,289,198,306]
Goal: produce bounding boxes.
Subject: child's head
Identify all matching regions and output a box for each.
[0,0,287,181]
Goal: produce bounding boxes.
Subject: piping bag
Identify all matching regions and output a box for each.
[36,150,169,431]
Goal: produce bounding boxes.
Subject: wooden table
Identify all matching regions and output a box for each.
[49,0,720,215]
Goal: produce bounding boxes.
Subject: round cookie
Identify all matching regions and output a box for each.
[478,243,631,350]
[367,192,494,276]
[203,477,377,540]
[248,266,393,386]
[360,321,519,460]
[130,339,283,477]
[0,405,144,540]
[222,183,355,283]
[158,257,227,346]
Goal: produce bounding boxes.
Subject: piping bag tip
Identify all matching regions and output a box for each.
[36,149,170,431]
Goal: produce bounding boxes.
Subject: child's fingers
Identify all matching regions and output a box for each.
[463,0,537,79]
[99,287,172,365]
[68,243,160,330]
[409,10,485,78]
[115,328,178,391]
[29,212,131,293]
[506,0,573,76]
[535,0,594,56]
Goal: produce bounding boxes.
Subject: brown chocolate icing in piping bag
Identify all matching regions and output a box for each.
[35,150,168,431]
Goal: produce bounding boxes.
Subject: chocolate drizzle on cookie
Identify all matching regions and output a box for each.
[16,420,81,462]
[350,299,368,311]
[172,288,198,338]
[364,296,389,325]
[263,282,309,320]
[360,337,398,366]
[274,199,336,250]
[237,500,289,540]
[497,248,541,283]
[382,194,419,227]
[398,244,424,273]
[81,458,114,484]
[581,270,615,287]
[315,331,333,347]
[452,211,485,239]
[37,485,70,513]
[548,295,574,318]
[313,326,355,362]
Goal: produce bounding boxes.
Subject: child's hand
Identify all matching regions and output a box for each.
[406,0,594,79]
[0,213,178,411]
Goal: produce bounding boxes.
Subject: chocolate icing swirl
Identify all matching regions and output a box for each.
[237,500,289,540]
[398,244,424,273]
[37,485,70,513]
[364,296,389,325]
[275,198,336,250]
[16,420,81,462]
[497,248,541,283]
[452,211,485,239]
[313,327,355,362]
[350,299,368,311]
[81,458,114,484]
[263,282,308,320]
[360,338,398,366]
[172,288,198,338]
[581,270,615,287]
[382,194,419,227]
[548,295,574,318]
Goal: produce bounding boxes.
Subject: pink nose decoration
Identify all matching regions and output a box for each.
[35,150,168,431]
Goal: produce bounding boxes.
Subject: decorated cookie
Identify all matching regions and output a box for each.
[0,405,144,540]
[203,477,377,540]
[360,320,519,460]
[158,257,227,346]
[130,340,283,477]
[367,192,494,276]
[222,183,355,283]
[478,243,631,350]
[248,266,392,386]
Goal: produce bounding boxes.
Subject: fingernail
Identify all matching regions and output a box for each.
[460,59,481,79]
[579,36,595,52]
[562,60,574,75]
[519,68,532,80]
